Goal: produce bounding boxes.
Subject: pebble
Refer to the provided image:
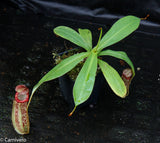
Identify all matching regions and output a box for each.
[137,67,141,71]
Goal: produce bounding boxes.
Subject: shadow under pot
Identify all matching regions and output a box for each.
[59,72,105,110]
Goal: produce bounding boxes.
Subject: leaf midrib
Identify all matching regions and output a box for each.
[79,53,96,97]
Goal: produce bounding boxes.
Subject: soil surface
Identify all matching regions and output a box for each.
[0,3,160,143]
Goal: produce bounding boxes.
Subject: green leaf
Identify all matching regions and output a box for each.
[78,28,92,50]
[34,52,89,92]
[54,26,90,51]
[28,52,89,108]
[97,15,140,52]
[73,51,97,106]
[98,59,127,98]
[99,49,135,76]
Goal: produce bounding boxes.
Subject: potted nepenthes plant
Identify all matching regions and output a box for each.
[12,15,142,134]
[28,15,141,115]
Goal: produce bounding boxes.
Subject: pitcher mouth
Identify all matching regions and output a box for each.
[15,85,29,103]
[15,92,29,103]
[122,68,132,80]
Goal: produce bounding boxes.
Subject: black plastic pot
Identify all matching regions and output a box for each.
[57,47,125,110]
[59,72,105,109]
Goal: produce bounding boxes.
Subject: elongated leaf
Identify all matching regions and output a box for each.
[99,49,135,76]
[28,52,89,107]
[73,51,97,106]
[98,59,127,98]
[54,26,90,51]
[97,16,140,51]
[78,28,92,50]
